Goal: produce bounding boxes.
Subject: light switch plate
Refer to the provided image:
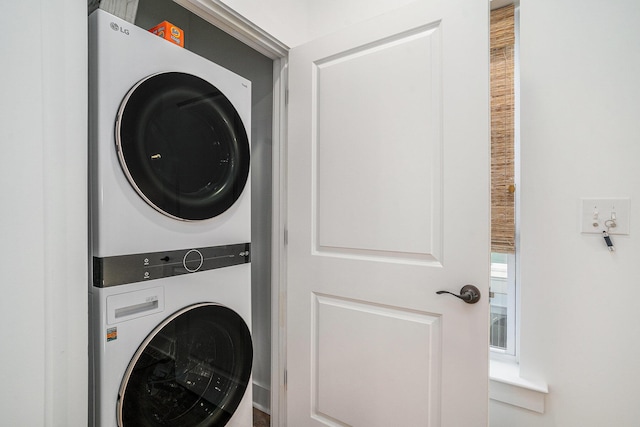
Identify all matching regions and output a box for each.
[580,198,630,235]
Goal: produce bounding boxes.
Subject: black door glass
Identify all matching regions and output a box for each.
[116,72,250,220]
[118,304,253,427]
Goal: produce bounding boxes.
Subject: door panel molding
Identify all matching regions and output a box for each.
[311,22,443,265]
[312,293,442,426]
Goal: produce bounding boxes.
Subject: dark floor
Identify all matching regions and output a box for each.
[253,408,270,427]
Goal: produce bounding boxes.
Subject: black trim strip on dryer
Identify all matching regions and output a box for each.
[93,242,250,287]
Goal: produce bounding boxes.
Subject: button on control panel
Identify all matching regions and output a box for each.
[183,249,204,273]
[93,242,251,287]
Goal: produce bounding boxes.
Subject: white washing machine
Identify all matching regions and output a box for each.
[88,9,253,427]
[89,269,253,427]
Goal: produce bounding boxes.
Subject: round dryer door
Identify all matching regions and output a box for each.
[117,303,253,427]
[116,72,250,221]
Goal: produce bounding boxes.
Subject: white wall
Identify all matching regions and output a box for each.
[490,0,640,425]
[0,1,87,426]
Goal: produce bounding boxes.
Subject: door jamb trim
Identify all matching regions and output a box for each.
[172,0,289,59]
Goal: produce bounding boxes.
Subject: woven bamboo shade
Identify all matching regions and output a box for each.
[490,5,515,254]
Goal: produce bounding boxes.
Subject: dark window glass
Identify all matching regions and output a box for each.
[118,304,253,426]
[117,72,250,220]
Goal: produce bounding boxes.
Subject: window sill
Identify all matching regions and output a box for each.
[489,357,548,413]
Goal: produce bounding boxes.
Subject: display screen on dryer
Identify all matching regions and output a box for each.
[116,72,250,221]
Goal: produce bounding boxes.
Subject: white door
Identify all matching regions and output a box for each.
[286,0,490,425]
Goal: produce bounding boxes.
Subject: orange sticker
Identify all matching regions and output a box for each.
[106,327,117,342]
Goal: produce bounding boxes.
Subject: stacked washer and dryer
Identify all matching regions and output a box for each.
[89,9,253,427]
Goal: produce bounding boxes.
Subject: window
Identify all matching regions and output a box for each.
[490,4,517,355]
[490,252,516,354]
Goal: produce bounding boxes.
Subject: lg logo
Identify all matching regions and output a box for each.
[110,22,130,35]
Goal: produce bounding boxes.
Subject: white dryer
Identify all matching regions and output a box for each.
[88,9,253,427]
[89,9,251,261]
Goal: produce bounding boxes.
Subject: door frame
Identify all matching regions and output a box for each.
[171,1,290,425]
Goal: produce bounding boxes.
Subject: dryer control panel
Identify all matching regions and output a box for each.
[93,242,250,287]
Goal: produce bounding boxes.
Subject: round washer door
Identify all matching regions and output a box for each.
[117,303,253,427]
[116,72,250,221]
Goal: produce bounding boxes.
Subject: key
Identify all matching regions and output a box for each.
[602,231,615,252]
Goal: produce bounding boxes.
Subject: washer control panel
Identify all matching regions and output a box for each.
[93,242,250,287]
